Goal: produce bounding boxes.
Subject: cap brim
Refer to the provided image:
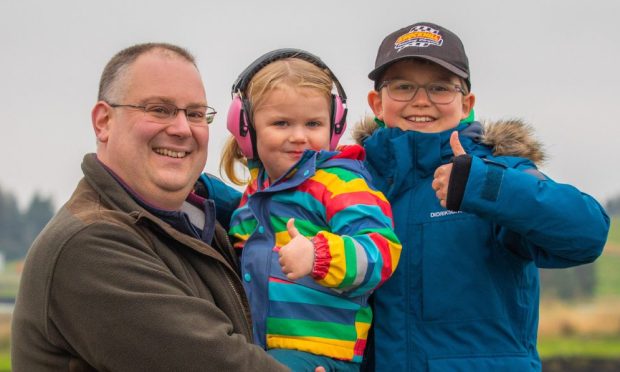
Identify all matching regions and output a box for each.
[368,55,469,81]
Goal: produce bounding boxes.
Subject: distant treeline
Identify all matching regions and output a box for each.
[540,264,596,300]
[0,184,55,260]
[606,193,620,216]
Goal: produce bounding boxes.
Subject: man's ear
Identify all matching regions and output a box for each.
[461,93,476,120]
[367,90,384,121]
[92,101,112,143]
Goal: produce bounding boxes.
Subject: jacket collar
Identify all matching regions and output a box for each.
[364,122,477,173]
[354,117,545,164]
[362,122,483,199]
[83,154,216,244]
[247,145,367,194]
[248,150,318,193]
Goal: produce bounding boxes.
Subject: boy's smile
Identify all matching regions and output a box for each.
[368,59,475,133]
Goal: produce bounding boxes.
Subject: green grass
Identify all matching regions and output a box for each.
[539,335,620,358]
[608,218,620,245]
[596,254,620,297]
[0,350,9,372]
[0,261,21,298]
[596,217,620,297]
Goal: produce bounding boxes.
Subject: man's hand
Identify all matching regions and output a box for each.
[432,131,466,209]
[278,218,315,280]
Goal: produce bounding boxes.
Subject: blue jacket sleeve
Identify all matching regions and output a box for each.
[459,156,610,268]
[198,173,242,231]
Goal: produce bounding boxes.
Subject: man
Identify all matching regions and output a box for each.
[11,43,289,371]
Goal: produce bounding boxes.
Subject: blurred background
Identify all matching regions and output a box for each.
[1,0,619,370]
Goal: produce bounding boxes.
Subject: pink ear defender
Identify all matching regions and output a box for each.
[227,48,348,159]
[226,95,255,158]
[330,94,347,151]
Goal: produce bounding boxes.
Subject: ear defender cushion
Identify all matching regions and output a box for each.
[226,96,254,158]
[329,94,348,150]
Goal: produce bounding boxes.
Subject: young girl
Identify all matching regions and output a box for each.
[221,49,401,371]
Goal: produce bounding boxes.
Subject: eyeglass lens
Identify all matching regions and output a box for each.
[385,80,461,104]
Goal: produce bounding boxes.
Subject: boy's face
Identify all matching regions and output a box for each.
[368,59,475,133]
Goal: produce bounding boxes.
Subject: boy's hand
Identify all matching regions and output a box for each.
[278,218,315,280]
[432,131,466,208]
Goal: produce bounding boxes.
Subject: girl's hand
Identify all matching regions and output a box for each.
[278,218,315,280]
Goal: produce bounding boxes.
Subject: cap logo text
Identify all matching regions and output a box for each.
[395,25,443,52]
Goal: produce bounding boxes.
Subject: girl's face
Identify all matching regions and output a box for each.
[368,59,475,133]
[253,85,331,181]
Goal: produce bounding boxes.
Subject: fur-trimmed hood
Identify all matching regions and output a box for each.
[351,117,546,165]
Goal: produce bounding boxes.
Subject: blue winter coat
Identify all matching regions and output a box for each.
[355,119,610,371]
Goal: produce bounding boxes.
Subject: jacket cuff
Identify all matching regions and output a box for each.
[310,234,330,280]
[446,155,472,211]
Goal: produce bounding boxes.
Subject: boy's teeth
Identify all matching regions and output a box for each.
[410,117,432,122]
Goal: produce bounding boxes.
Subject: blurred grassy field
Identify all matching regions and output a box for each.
[0,262,21,299]
[0,313,10,372]
[0,353,8,372]
[538,217,620,359]
[538,297,620,358]
[0,261,18,371]
[608,217,620,244]
[539,336,620,358]
[596,247,620,296]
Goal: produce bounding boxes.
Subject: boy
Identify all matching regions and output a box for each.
[354,22,610,371]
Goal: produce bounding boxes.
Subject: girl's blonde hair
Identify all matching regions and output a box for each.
[220,57,334,185]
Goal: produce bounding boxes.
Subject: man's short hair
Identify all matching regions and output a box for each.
[98,43,196,102]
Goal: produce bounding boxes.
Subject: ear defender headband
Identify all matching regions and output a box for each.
[226,48,348,159]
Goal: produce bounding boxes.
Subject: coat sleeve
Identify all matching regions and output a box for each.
[459,156,610,268]
[309,168,402,296]
[198,172,242,231]
[228,188,255,252]
[47,222,288,372]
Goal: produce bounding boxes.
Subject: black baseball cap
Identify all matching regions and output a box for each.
[369,22,471,90]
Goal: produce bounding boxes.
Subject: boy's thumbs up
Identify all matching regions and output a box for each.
[432,131,468,209]
[450,131,466,157]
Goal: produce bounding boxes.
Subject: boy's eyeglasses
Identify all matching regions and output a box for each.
[379,80,465,104]
[108,102,217,125]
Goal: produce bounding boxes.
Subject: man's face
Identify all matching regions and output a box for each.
[93,51,209,210]
[368,59,475,133]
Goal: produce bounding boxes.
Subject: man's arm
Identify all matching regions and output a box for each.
[48,222,288,371]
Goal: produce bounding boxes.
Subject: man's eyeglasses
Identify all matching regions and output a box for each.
[108,102,217,125]
[379,80,465,105]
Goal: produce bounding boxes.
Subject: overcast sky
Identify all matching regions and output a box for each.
[1,0,619,210]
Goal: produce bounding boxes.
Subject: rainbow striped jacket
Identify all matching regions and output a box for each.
[229,145,401,363]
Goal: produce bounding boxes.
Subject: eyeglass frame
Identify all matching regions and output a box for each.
[107,102,217,125]
[378,80,466,105]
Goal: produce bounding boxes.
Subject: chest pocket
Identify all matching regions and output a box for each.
[420,214,506,321]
